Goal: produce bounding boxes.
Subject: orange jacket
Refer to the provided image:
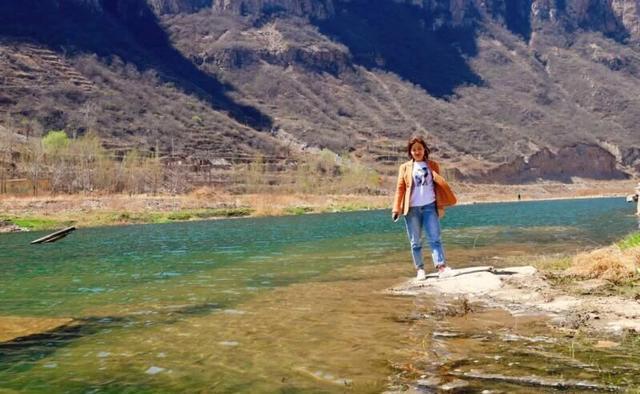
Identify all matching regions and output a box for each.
[392,159,457,217]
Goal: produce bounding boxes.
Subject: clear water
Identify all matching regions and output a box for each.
[0,197,638,393]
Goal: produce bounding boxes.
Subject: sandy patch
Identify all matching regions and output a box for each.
[0,316,75,343]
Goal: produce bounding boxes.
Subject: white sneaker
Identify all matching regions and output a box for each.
[438,266,454,279]
[416,269,426,281]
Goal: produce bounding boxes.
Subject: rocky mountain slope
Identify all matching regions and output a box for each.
[1,0,640,183]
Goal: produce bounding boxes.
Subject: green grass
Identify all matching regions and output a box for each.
[1,208,254,232]
[166,211,193,221]
[602,278,640,299]
[321,202,379,213]
[164,208,252,221]
[284,206,314,215]
[99,208,253,225]
[8,217,73,231]
[618,232,640,250]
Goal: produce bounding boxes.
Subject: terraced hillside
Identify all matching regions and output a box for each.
[1,0,640,183]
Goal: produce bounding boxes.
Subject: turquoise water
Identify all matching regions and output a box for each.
[0,197,638,392]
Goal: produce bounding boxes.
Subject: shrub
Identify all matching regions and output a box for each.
[42,130,69,155]
[566,246,640,283]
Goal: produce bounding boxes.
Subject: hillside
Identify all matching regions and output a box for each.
[1,0,640,184]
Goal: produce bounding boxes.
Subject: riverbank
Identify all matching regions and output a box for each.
[388,232,640,336]
[386,233,640,391]
[0,179,637,232]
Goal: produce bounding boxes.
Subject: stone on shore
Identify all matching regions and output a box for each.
[388,266,536,296]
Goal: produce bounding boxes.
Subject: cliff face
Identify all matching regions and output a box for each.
[73,0,640,46]
[142,0,334,17]
[476,144,629,183]
[211,0,334,18]
[611,0,640,39]
[186,0,640,40]
[109,0,640,44]
[147,0,213,14]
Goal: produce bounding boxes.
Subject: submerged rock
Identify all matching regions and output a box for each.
[450,370,620,391]
[145,366,166,375]
[416,376,441,389]
[439,378,470,392]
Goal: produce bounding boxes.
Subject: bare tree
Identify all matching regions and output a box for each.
[22,138,45,196]
[0,126,11,194]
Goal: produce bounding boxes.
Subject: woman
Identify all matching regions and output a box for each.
[392,136,457,280]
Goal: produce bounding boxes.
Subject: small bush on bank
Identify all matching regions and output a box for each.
[566,246,640,284]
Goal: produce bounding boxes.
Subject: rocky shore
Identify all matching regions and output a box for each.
[387,265,640,335]
[0,220,26,233]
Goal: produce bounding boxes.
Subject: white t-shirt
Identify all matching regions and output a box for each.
[409,161,436,207]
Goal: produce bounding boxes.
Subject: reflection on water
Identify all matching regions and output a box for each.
[0,198,638,392]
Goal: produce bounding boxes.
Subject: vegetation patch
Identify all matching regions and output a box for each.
[618,232,640,250]
[533,256,573,272]
[165,208,252,221]
[10,217,71,231]
[213,208,252,217]
[325,202,377,213]
[166,212,193,221]
[284,206,314,215]
[566,246,640,284]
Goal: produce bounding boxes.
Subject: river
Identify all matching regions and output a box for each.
[0,197,638,392]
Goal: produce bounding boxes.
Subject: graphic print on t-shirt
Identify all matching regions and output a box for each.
[410,162,436,207]
[413,165,431,187]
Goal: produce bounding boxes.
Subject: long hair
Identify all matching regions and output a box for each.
[406,136,431,160]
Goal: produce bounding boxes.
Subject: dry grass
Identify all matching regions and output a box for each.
[566,246,640,283]
[452,179,638,204]
[0,191,392,229]
[187,186,228,201]
[236,193,389,216]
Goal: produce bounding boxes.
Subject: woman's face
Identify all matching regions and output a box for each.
[410,143,426,161]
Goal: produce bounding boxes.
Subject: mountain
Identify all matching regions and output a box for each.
[1,0,639,183]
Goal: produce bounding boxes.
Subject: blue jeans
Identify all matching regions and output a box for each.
[403,203,446,270]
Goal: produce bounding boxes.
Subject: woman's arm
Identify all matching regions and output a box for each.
[429,160,441,174]
[392,164,406,216]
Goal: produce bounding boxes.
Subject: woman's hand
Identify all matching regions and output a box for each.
[392,212,399,222]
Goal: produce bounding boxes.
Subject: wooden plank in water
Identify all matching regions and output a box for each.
[30,226,76,244]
